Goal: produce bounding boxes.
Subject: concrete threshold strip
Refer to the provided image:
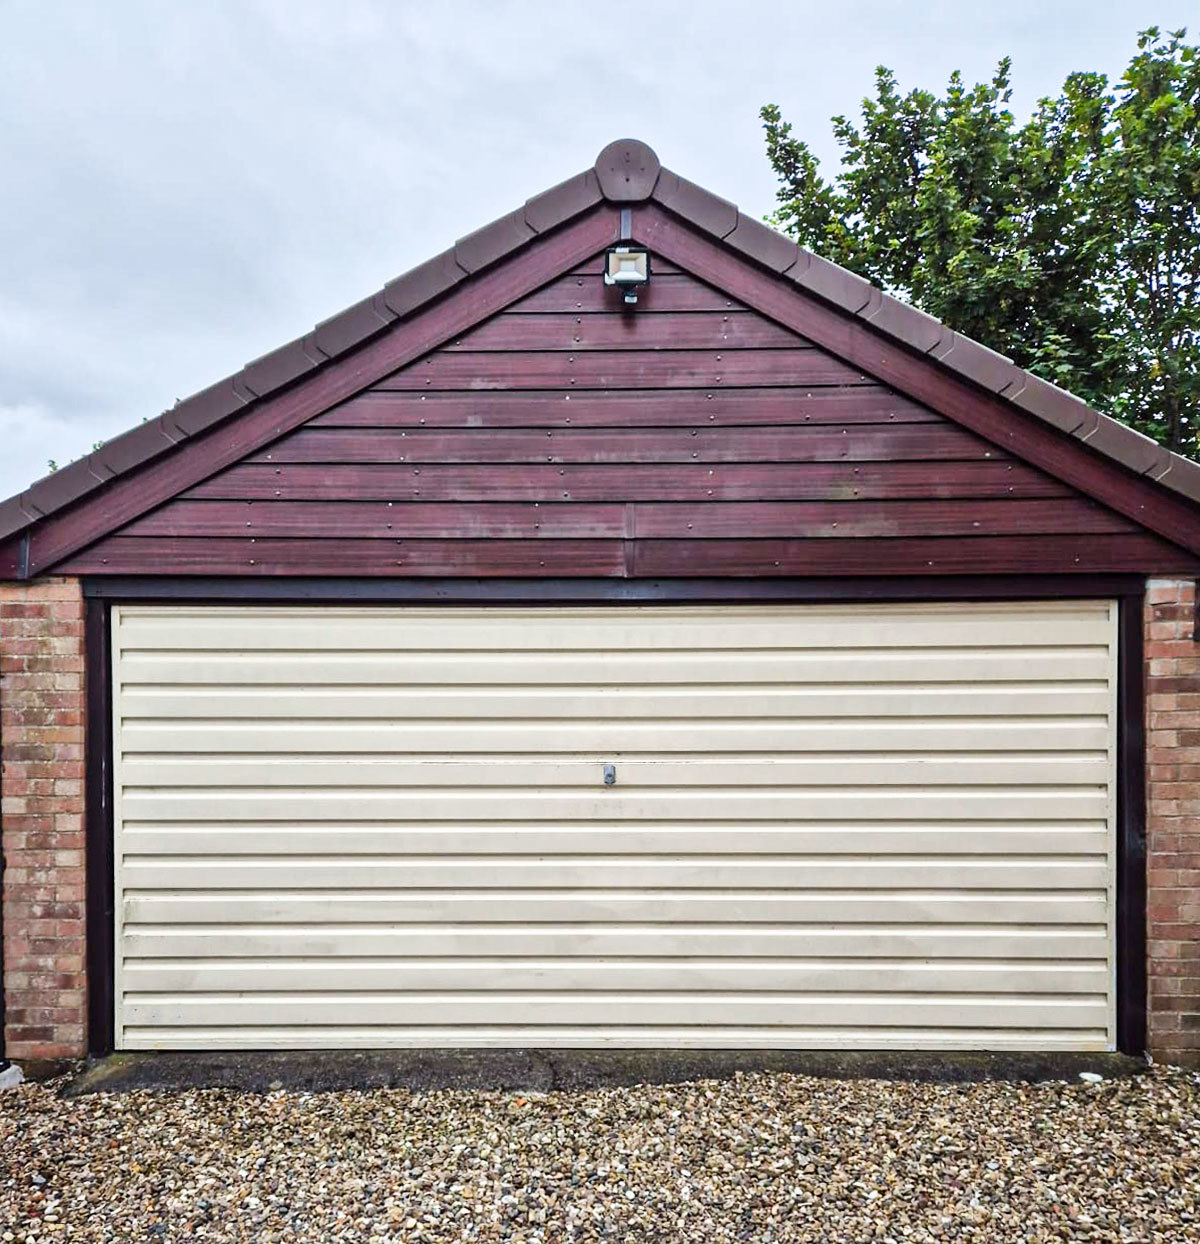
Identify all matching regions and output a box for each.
[60,1049,1148,1097]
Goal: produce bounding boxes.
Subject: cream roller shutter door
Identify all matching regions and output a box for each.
[110,601,1118,1051]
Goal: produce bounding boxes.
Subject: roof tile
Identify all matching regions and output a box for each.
[89,418,182,477]
[1007,373,1096,436]
[164,378,250,438]
[382,249,467,317]
[724,213,800,273]
[17,457,107,520]
[593,139,661,201]
[455,208,538,274]
[240,337,326,397]
[652,170,737,237]
[1149,452,1200,504]
[929,332,1016,394]
[863,295,948,354]
[0,495,27,543]
[856,285,884,319]
[1082,416,1172,476]
[524,170,602,234]
[790,251,875,313]
[85,454,118,483]
[313,293,396,358]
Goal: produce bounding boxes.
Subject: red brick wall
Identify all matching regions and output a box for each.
[0,577,87,1060]
[1146,578,1200,1066]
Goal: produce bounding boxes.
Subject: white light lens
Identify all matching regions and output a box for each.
[604,248,649,287]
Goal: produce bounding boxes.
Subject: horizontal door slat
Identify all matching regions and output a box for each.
[117,825,1111,857]
[119,720,1112,754]
[122,787,1107,823]
[117,683,1111,719]
[120,1027,1110,1051]
[119,857,1109,892]
[121,891,1108,925]
[116,645,1112,686]
[121,994,1110,1030]
[114,602,1111,648]
[117,754,1109,789]
[116,826,1109,855]
[120,925,1111,961]
[122,959,1109,995]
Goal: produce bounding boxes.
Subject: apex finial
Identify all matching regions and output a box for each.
[593,139,661,202]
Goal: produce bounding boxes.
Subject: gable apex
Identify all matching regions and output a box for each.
[3,138,1200,571]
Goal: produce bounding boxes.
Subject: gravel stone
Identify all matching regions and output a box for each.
[3,1065,1199,1242]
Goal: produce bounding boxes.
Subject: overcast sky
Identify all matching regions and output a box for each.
[0,0,1189,498]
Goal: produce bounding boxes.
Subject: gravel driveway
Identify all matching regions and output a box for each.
[2,1067,1199,1242]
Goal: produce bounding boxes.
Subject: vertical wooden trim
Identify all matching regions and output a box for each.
[110,606,126,1052]
[84,598,115,1055]
[1116,590,1148,1056]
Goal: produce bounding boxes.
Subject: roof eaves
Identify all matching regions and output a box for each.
[11,456,108,527]
[0,495,28,539]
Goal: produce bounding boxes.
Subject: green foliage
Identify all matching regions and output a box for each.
[762,28,1200,456]
[46,441,106,474]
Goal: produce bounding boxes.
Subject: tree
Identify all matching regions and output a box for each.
[761,28,1200,457]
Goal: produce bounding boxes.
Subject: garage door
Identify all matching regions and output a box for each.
[110,601,1117,1051]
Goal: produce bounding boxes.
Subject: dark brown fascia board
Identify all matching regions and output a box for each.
[3,135,1199,564]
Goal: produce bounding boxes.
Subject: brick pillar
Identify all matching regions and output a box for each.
[0,577,87,1060]
[1146,578,1200,1066]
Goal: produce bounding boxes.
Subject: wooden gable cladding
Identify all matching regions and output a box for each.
[61,260,1196,578]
